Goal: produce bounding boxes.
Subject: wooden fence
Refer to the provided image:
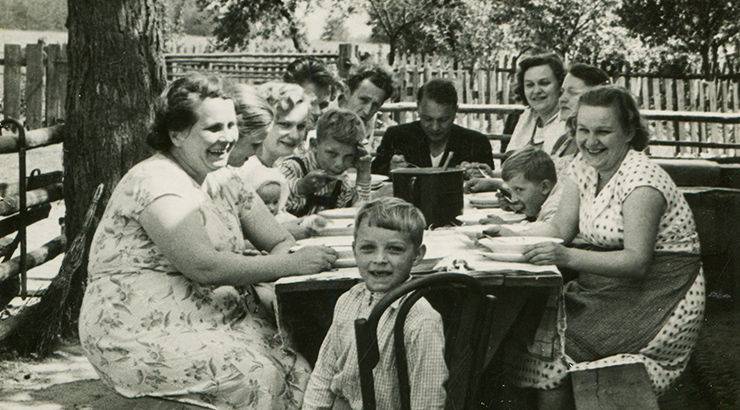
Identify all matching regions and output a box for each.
[2,41,740,157]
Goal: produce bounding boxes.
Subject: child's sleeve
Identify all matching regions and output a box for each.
[405,309,448,410]
[277,159,308,216]
[301,317,340,410]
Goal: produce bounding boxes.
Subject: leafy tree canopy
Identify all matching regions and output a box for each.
[617,0,740,75]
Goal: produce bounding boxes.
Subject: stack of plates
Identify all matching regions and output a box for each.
[370,174,388,191]
[477,236,562,262]
[468,192,500,208]
[318,208,359,219]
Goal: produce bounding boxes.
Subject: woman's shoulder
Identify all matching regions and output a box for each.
[115,153,200,211]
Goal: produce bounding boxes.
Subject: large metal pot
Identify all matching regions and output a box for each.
[391,167,464,227]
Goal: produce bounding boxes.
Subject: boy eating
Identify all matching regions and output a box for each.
[302,197,448,410]
[482,147,561,226]
[279,108,373,217]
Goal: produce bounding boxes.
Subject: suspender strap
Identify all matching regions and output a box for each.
[287,156,344,217]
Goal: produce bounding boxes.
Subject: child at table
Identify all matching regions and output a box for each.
[302,197,448,410]
[481,147,561,229]
[279,108,373,217]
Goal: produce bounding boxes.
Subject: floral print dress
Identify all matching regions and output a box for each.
[79,153,311,410]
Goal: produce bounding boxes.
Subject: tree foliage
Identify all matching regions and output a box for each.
[617,0,740,75]
[196,0,310,51]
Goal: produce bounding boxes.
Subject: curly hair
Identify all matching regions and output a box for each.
[147,74,232,151]
[345,64,396,103]
[575,85,651,151]
[513,53,566,106]
[257,81,307,120]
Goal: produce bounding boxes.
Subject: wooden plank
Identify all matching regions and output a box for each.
[689,80,700,153]
[699,80,708,148]
[641,76,650,110]
[0,183,64,216]
[708,81,719,155]
[25,43,45,130]
[0,125,64,153]
[665,78,676,153]
[45,44,63,126]
[0,204,52,238]
[734,79,740,156]
[722,79,731,155]
[571,363,659,410]
[0,235,65,283]
[651,78,666,155]
[3,44,22,120]
[630,77,642,108]
[676,79,690,154]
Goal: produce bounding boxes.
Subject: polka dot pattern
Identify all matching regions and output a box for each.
[507,271,705,395]
[569,150,700,254]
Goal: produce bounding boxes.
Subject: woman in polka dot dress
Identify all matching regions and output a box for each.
[484,85,703,408]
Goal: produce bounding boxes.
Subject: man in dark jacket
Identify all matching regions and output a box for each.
[371,78,494,175]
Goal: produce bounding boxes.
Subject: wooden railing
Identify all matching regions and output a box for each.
[378,103,740,158]
[0,121,65,304]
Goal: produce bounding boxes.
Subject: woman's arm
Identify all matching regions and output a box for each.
[524,186,666,279]
[140,195,336,287]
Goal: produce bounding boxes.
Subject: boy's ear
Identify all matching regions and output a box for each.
[540,180,555,196]
[412,244,427,266]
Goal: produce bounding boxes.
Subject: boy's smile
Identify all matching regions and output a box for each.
[353,222,425,294]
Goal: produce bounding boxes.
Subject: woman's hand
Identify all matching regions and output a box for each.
[522,242,570,266]
[288,246,338,275]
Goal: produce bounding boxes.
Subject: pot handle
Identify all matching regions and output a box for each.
[410,176,421,205]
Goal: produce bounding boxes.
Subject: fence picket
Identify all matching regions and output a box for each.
[3,44,22,121]
[675,79,691,154]
[25,43,45,130]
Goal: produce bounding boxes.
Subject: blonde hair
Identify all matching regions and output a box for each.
[316,107,366,145]
[354,197,426,247]
[258,81,307,120]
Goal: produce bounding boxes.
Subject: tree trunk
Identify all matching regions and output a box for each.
[63,0,167,336]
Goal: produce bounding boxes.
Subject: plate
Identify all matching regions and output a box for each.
[475,251,526,263]
[478,236,563,254]
[296,236,353,247]
[318,208,359,219]
[467,192,501,206]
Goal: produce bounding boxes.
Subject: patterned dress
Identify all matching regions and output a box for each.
[79,153,311,410]
[507,149,704,394]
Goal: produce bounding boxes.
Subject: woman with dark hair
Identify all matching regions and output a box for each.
[550,63,611,174]
[79,74,337,409]
[506,53,567,155]
[486,86,704,408]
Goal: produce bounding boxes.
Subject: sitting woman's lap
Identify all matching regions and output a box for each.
[505,254,704,394]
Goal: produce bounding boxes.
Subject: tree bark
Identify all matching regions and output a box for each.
[63,0,167,335]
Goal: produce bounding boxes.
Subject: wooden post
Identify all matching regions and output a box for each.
[45,44,67,126]
[337,43,354,79]
[25,43,45,130]
[3,44,22,121]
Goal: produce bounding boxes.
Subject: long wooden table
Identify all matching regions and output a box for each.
[274,192,565,367]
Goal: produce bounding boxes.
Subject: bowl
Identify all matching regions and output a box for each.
[478,236,562,254]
